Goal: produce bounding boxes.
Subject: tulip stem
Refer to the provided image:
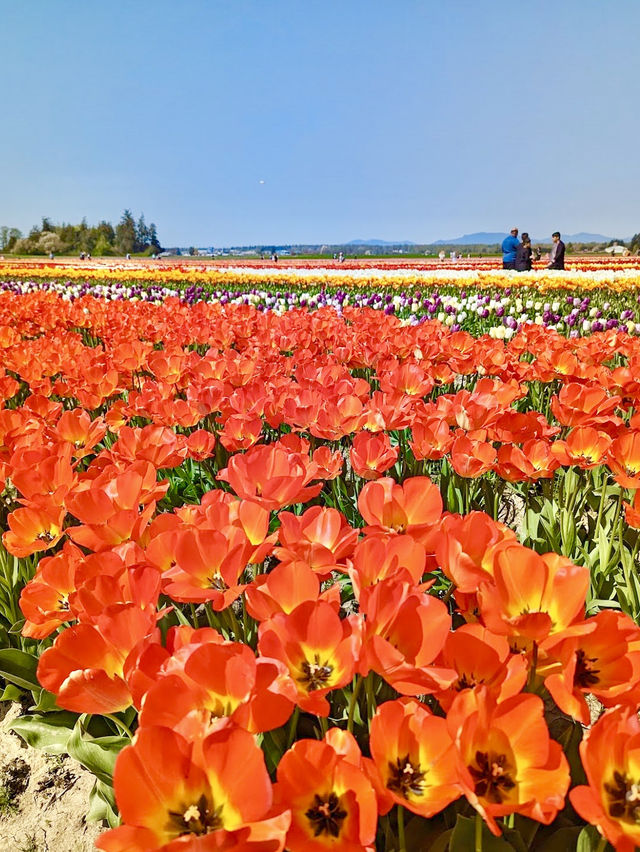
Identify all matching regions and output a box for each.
[365,672,376,724]
[286,705,300,749]
[104,713,134,739]
[397,805,406,852]
[475,812,483,851]
[527,641,538,691]
[346,675,363,733]
[595,837,608,852]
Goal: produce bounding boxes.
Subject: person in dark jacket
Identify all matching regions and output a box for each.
[515,232,533,271]
[547,232,565,270]
[501,228,520,269]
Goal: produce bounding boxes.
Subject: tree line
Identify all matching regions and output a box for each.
[0,211,162,256]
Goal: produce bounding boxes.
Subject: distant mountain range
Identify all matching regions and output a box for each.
[347,239,416,246]
[431,232,621,246]
[346,233,624,247]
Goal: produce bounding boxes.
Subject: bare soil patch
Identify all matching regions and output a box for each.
[0,703,102,852]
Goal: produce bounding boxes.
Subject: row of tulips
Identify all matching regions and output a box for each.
[2,274,640,337]
[2,257,640,293]
[1,290,640,849]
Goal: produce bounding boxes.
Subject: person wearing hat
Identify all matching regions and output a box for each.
[501,228,520,270]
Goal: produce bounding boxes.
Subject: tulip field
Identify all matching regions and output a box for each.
[3,260,640,851]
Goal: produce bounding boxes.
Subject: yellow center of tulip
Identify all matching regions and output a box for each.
[469,751,516,804]
[166,793,223,838]
[37,531,56,543]
[605,771,640,824]
[305,792,347,838]
[298,654,334,691]
[573,649,600,688]
[387,755,426,799]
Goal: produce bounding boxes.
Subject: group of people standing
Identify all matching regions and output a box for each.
[501,228,565,271]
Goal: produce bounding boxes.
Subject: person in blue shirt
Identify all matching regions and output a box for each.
[501,228,520,270]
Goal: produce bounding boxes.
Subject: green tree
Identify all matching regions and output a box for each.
[148,222,161,251]
[0,227,22,251]
[135,214,150,252]
[93,234,114,256]
[115,209,136,255]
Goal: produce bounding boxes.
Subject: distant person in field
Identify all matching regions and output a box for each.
[501,227,520,269]
[547,231,565,270]
[515,232,533,271]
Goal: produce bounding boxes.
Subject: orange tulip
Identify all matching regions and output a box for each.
[449,434,497,478]
[311,444,344,480]
[433,623,528,711]
[275,728,377,852]
[478,541,589,644]
[138,640,296,736]
[570,706,640,852]
[107,424,188,468]
[435,511,515,594]
[66,461,167,551]
[219,413,264,451]
[551,382,622,431]
[369,698,461,818]
[10,443,76,505]
[184,428,216,460]
[245,560,340,622]
[541,610,640,725]
[410,415,453,461]
[19,541,84,638]
[495,439,560,482]
[218,443,322,510]
[550,426,612,469]
[608,430,640,489]
[37,604,158,713]
[624,489,640,529]
[52,409,107,458]
[3,502,66,558]
[96,724,289,852]
[274,506,358,575]
[257,600,361,716]
[449,689,570,835]
[358,577,456,695]
[162,525,251,607]
[347,535,426,598]
[349,431,398,480]
[358,475,442,547]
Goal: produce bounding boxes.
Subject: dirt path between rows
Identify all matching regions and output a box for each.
[0,703,102,852]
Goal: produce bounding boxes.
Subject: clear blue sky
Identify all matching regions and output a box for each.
[1,0,639,246]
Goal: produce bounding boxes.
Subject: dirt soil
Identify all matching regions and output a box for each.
[0,703,103,852]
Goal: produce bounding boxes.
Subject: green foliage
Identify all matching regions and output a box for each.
[115,209,136,254]
[93,234,115,256]
[4,211,162,256]
[0,648,40,691]
[11,712,78,755]
[0,226,22,251]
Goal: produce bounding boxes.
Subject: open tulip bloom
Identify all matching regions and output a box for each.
[2,277,640,851]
